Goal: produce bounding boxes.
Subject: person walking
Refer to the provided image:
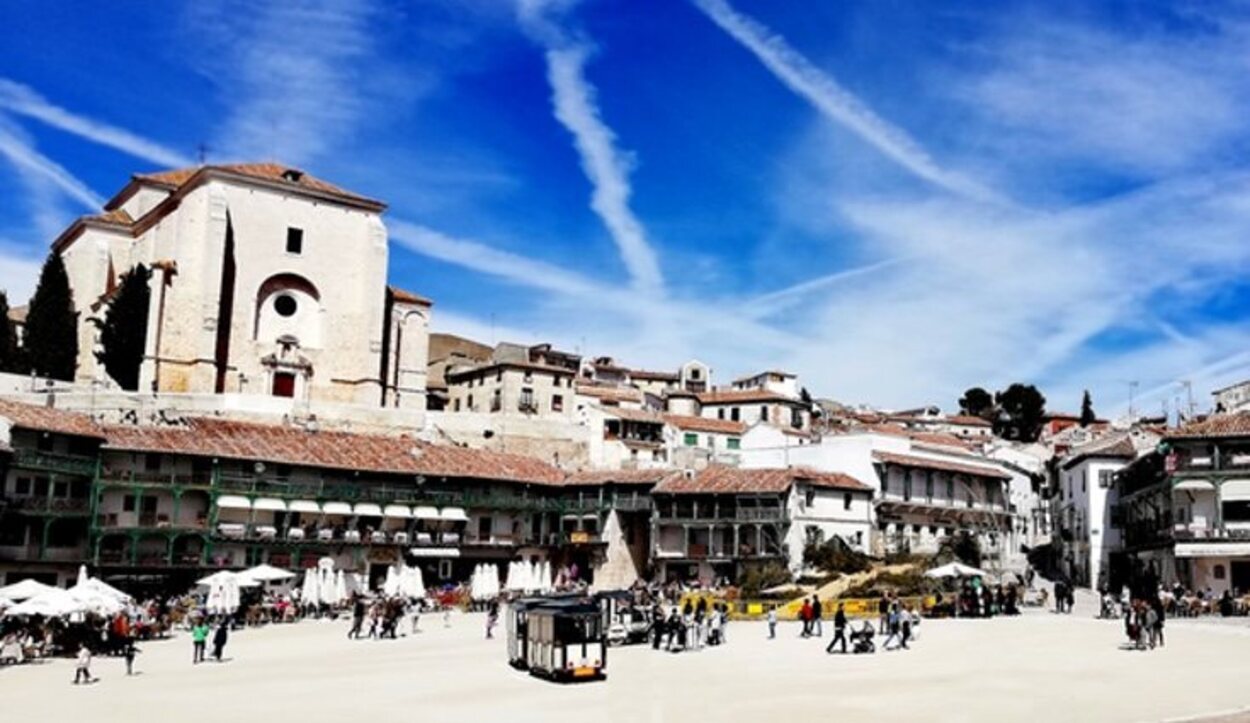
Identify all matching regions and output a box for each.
[882,604,903,650]
[1054,580,1065,614]
[878,595,890,633]
[211,620,229,662]
[811,597,824,637]
[72,644,93,685]
[767,605,777,639]
[191,619,209,664]
[485,600,499,639]
[826,603,848,654]
[123,637,139,676]
[799,598,813,637]
[1151,596,1166,648]
[349,595,365,639]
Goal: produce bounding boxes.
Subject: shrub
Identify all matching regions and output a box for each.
[803,536,871,575]
[739,562,792,598]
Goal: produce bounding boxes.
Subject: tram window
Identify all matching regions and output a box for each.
[438,559,452,580]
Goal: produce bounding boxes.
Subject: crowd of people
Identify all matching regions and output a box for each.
[648,596,730,652]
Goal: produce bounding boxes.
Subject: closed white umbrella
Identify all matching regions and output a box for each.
[503,562,516,592]
[302,568,319,606]
[77,565,88,587]
[383,565,399,597]
[224,575,241,613]
[411,566,426,599]
[539,560,553,593]
[320,568,336,606]
[0,579,56,602]
[335,570,347,605]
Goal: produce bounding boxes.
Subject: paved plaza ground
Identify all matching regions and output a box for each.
[3,602,1249,723]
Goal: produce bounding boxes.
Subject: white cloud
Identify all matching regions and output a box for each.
[954,22,1250,176]
[518,1,666,295]
[690,0,1000,203]
[185,0,395,166]
[0,119,102,211]
[0,78,192,168]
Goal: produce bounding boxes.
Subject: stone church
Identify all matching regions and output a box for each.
[51,163,430,411]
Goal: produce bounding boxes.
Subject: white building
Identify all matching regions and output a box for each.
[741,428,1017,568]
[445,343,579,419]
[1213,380,1250,414]
[649,466,873,583]
[730,370,798,399]
[53,164,431,413]
[1053,430,1156,589]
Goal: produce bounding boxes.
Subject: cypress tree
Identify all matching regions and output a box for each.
[24,252,78,381]
[0,290,21,374]
[96,264,151,391]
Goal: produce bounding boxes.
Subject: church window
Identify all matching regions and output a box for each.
[274,295,298,317]
[286,227,303,254]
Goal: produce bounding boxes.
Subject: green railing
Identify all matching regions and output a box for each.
[12,449,97,477]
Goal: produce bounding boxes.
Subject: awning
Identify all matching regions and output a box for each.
[253,498,287,512]
[1219,480,1250,502]
[1175,542,1250,558]
[582,513,599,521]
[354,503,383,517]
[409,547,461,558]
[216,495,251,510]
[322,501,352,515]
[1174,479,1215,492]
[440,507,468,522]
[383,505,411,518]
[289,500,321,514]
[414,506,440,520]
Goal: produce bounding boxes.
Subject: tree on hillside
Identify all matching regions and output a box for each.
[1080,390,1096,427]
[24,252,78,381]
[958,386,995,419]
[0,291,23,374]
[994,384,1047,442]
[96,264,151,391]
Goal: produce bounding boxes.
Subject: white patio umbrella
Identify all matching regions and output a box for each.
[4,588,88,617]
[241,564,296,583]
[196,570,259,588]
[0,578,56,602]
[75,577,131,603]
[924,562,989,579]
[70,586,126,616]
[504,561,520,592]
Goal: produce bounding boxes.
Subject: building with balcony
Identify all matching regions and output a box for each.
[0,401,104,587]
[1115,413,1250,595]
[445,342,579,418]
[741,426,1020,569]
[1052,430,1156,589]
[649,466,871,583]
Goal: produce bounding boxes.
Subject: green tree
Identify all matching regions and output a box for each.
[994,383,1047,442]
[958,386,995,419]
[0,291,23,374]
[96,264,150,390]
[1079,390,1096,427]
[24,252,78,381]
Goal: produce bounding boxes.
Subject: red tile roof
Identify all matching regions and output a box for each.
[872,451,1010,480]
[654,465,870,495]
[944,415,992,428]
[564,469,682,486]
[102,418,562,485]
[663,414,747,435]
[388,285,432,306]
[130,163,383,209]
[1167,413,1250,440]
[697,389,802,405]
[599,406,665,424]
[0,400,104,439]
[576,384,644,404]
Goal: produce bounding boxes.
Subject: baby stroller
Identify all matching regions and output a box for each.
[850,625,876,654]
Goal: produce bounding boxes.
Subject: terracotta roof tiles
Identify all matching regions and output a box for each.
[662,414,746,435]
[0,399,104,439]
[564,469,682,487]
[872,451,1011,480]
[654,465,870,495]
[1167,413,1250,440]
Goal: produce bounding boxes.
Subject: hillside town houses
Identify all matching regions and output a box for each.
[2,162,1247,600]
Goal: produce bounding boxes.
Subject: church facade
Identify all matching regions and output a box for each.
[51,164,430,412]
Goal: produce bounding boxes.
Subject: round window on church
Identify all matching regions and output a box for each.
[274,294,298,317]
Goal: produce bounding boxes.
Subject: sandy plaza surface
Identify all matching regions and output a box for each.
[3,605,1250,723]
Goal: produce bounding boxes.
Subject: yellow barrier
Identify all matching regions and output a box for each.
[670,592,936,621]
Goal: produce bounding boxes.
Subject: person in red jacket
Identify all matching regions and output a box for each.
[799,599,813,637]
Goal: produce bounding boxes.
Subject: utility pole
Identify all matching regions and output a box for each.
[1127,381,1139,421]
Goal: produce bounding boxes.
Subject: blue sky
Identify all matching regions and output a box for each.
[3,0,1250,416]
